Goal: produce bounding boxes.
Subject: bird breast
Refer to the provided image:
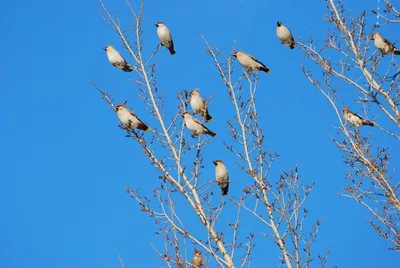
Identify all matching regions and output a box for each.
[107,51,123,64]
[237,54,257,68]
[216,166,228,180]
[346,113,362,126]
[157,26,171,42]
[118,110,139,127]
[277,26,291,41]
[191,96,204,112]
[185,118,203,132]
[374,38,386,50]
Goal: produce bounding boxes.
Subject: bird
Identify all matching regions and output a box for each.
[190,89,213,122]
[342,108,374,127]
[371,33,400,56]
[191,250,203,268]
[213,160,229,196]
[232,51,270,73]
[276,22,295,49]
[182,112,216,137]
[115,104,151,132]
[104,46,133,72]
[155,22,176,55]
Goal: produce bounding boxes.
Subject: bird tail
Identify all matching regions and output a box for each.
[221,185,229,196]
[394,49,400,55]
[168,47,176,55]
[207,130,217,137]
[363,121,375,127]
[123,64,133,72]
[290,43,295,49]
[260,66,271,73]
[205,112,213,122]
[139,123,151,132]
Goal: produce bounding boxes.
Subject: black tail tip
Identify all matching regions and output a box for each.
[209,131,217,137]
[206,115,213,122]
[261,67,271,73]
[221,188,229,196]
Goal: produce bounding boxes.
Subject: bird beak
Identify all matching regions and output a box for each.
[231,53,237,58]
[154,23,158,27]
[212,161,217,165]
[103,47,107,51]
[180,114,185,118]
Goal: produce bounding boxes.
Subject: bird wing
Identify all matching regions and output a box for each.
[128,109,142,122]
[192,117,211,130]
[350,111,366,121]
[246,52,267,68]
[383,38,397,49]
[121,55,129,65]
[289,29,295,42]
[192,117,203,125]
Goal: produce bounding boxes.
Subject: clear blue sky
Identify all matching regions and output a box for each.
[2,0,399,267]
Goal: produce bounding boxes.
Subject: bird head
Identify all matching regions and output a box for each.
[277,21,282,27]
[115,104,126,111]
[155,22,164,27]
[193,249,202,255]
[213,160,223,166]
[190,89,200,96]
[181,111,190,118]
[104,45,113,51]
[371,32,380,40]
[342,107,349,114]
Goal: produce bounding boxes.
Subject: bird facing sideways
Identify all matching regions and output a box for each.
[342,108,374,127]
[182,112,216,137]
[371,33,400,56]
[191,250,203,268]
[232,51,270,73]
[155,22,176,55]
[190,89,213,122]
[104,46,133,72]
[213,160,229,196]
[276,22,295,49]
[115,104,151,132]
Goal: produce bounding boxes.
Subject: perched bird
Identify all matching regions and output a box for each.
[232,51,270,73]
[191,250,203,268]
[371,33,400,56]
[155,22,176,55]
[115,104,151,132]
[276,22,295,49]
[104,46,133,72]
[342,108,374,127]
[213,160,229,196]
[190,89,213,122]
[182,112,216,137]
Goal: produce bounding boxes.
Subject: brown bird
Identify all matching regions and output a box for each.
[104,46,133,72]
[115,104,151,131]
[232,51,270,73]
[213,160,229,196]
[190,89,213,122]
[155,22,176,55]
[343,108,374,127]
[371,33,400,56]
[182,112,216,137]
[191,249,203,268]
